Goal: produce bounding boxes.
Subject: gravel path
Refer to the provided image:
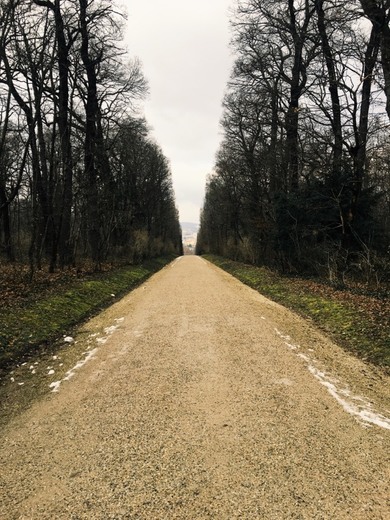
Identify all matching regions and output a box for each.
[1,256,389,519]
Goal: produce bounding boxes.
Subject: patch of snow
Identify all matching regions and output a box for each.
[274,327,390,430]
[10,377,15,383]
[31,370,36,375]
[49,381,61,392]
[64,349,97,381]
[48,369,55,375]
[18,382,24,386]
[50,348,98,393]
[308,365,390,430]
[29,365,34,370]
[104,325,117,335]
[285,342,298,351]
[111,293,115,297]
[96,337,107,344]
[297,353,311,363]
[115,317,125,323]
[274,328,292,341]
[64,336,74,343]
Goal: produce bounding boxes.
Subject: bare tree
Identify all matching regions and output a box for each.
[198,0,389,279]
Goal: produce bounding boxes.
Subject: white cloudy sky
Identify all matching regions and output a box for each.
[124,0,234,223]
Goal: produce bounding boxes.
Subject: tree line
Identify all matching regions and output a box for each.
[0,0,182,276]
[197,0,390,285]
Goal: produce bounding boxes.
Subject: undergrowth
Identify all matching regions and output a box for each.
[0,256,173,372]
[204,255,390,371]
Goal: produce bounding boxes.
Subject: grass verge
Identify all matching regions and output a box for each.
[204,254,390,371]
[0,256,173,372]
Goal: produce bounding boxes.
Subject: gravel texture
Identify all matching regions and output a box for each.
[0,256,389,519]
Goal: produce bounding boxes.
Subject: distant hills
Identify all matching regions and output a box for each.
[181,222,199,252]
[181,222,199,235]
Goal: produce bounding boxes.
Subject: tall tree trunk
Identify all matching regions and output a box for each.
[359,0,390,120]
[315,0,343,177]
[349,24,381,230]
[33,78,55,265]
[0,87,14,261]
[79,0,102,265]
[0,186,15,261]
[269,82,282,194]
[53,0,74,267]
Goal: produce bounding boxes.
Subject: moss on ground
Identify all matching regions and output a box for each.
[205,255,390,371]
[0,257,173,372]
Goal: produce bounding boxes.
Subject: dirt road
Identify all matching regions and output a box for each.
[1,256,389,519]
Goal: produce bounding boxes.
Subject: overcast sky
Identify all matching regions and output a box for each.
[124,0,234,224]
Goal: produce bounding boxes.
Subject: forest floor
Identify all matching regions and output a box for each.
[204,255,390,372]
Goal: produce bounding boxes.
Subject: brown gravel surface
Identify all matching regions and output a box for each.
[1,256,390,519]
